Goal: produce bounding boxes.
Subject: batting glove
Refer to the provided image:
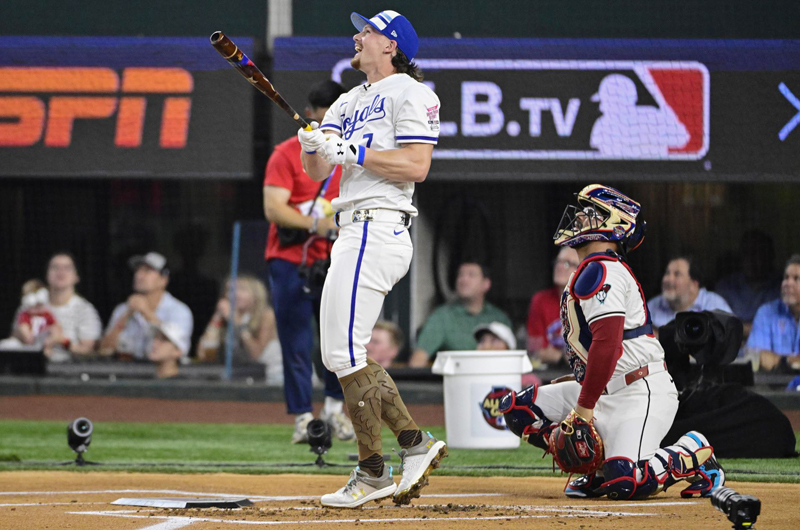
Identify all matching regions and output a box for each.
[317,136,366,167]
[297,121,326,154]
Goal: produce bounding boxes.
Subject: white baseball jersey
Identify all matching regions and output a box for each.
[536,252,678,463]
[561,254,664,382]
[320,73,440,215]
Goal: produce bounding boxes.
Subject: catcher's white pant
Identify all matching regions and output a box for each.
[536,370,678,462]
[320,218,412,377]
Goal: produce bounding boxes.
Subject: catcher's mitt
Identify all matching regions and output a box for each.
[548,409,604,474]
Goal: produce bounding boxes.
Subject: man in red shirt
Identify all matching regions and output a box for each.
[526,246,579,366]
[263,80,354,444]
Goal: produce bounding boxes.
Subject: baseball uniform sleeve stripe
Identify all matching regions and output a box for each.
[396,135,438,143]
[347,221,370,367]
[321,123,341,131]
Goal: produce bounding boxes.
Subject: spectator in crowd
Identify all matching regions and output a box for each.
[474,321,542,386]
[474,321,516,351]
[42,252,103,361]
[262,79,353,444]
[148,321,188,379]
[366,320,404,369]
[99,252,193,372]
[197,275,283,384]
[10,279,63,354]
[409,261,513,367]
[648,255,732,329]
[715,230,781,338]
[746,254,800,372]
[526,247,579,366]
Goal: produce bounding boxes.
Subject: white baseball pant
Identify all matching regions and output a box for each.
[320,216,412,377]
[535,370,678,461]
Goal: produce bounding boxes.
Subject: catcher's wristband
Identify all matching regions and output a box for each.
[560,409,588,435]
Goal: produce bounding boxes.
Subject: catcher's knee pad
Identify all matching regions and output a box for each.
[601,457,660,500]
[498,386,554,450]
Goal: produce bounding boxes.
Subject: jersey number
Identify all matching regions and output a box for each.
[363,133,373,148]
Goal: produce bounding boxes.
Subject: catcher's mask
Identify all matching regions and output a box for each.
[553,184,646,253]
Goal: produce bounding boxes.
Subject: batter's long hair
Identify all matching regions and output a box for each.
[392,50,423,82]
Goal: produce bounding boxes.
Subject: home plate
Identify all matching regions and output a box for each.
[112,497,253,509]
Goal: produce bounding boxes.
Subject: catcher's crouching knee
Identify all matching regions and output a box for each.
[498,386,554,450]
[601,457,660,500]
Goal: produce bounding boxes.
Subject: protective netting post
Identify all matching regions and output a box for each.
[224,221,242,380]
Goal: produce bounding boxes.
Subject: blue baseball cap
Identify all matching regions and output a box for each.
[350,10,419,61]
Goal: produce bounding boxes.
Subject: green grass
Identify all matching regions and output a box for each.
[0,420,797,483]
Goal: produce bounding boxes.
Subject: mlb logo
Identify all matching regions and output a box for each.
[588,62,709,159]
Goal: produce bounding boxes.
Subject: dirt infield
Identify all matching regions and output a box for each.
[0,471,795,529]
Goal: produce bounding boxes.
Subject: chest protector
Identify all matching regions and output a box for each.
[560,251,652,383]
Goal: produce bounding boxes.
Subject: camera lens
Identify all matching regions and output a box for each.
[307,419,327,439]
[710,487,761,528]
[72,418,93,437]
[306,419,332,455]
[75,420,91,434]
[682,316,705,341]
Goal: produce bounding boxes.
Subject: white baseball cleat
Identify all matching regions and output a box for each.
[321,410,355,441]
[290,413,313,444]
[393,431,448,505]
[320,465,397,508]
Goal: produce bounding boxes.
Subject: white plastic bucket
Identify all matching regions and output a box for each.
[432,350,533,449]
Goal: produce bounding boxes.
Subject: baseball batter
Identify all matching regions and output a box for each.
[297,10,447,508]
[500,185,726,500]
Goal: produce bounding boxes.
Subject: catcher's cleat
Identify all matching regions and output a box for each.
[321,410,356,442]
[291,412,313,444]
[565,473,606,498]
[393,431,448,505]
[675,431,726,498]
[320,465,396,508]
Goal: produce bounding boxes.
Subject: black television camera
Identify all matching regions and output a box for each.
[658,310,750,391]
[710,487,761,529]
[299,257,331,295]
[661,311,797,458]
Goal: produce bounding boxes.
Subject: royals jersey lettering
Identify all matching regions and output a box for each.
[320,73,440,215]
[561,257,664,382]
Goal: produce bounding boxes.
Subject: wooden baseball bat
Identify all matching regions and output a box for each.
[210,31,311,131]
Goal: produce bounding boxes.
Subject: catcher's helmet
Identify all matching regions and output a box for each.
[553,184,646,253]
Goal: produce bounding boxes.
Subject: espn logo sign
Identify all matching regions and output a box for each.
[0,67,193,148]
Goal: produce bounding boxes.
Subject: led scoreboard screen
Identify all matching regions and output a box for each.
[0,37,255,179]
[272,37,800,181]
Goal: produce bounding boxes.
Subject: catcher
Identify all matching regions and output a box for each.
[500,184,726,500]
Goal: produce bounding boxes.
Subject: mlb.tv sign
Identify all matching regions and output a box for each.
[332,59,709,161]
[426,60,709,161]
